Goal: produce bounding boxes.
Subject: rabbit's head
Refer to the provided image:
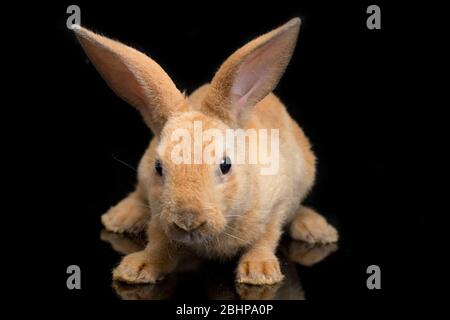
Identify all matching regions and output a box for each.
[74,18,300,244]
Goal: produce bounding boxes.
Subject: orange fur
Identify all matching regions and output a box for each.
[74,18,338,285]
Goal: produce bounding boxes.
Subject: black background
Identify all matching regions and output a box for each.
[17,0,426,303]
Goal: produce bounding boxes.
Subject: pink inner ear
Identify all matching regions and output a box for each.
[230,40,277,117]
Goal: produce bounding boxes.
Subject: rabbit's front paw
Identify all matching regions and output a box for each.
[236,254,284,285]
[290,207,338,244]
[113,251,163,284]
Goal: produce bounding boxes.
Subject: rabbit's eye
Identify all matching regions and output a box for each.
[155,160,163,176]
[220,156,232,175]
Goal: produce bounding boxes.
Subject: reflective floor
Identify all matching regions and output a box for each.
[100,230,338,300]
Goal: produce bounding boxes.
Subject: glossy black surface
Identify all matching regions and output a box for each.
[101,231,337,300]
[27,1,424,300]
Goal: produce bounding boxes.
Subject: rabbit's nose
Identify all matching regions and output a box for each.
[173,220,206,232]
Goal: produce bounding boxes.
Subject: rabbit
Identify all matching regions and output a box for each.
[73,17,338,286]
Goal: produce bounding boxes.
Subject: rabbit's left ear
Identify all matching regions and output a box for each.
[202,18,301,126]
[73,26,186,135]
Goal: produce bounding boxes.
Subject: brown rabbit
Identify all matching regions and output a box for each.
[73,18,338,285]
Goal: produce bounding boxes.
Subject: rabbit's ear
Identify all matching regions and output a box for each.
[73,26,186,134]
[202,18,301,126]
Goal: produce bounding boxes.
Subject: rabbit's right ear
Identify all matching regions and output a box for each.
[73,26,186,134]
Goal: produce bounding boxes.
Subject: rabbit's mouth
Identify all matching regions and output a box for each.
[169,225,215,245]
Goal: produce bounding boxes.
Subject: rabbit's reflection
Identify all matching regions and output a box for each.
[101,230,337,300]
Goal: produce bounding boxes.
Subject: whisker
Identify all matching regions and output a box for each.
[166,245,174,262]
[223,231,246,243]
[215,234,221,248]
[112,154,137,172]
[225,225,242,234]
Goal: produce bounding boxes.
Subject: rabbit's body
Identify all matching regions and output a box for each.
[75,18,338,285]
